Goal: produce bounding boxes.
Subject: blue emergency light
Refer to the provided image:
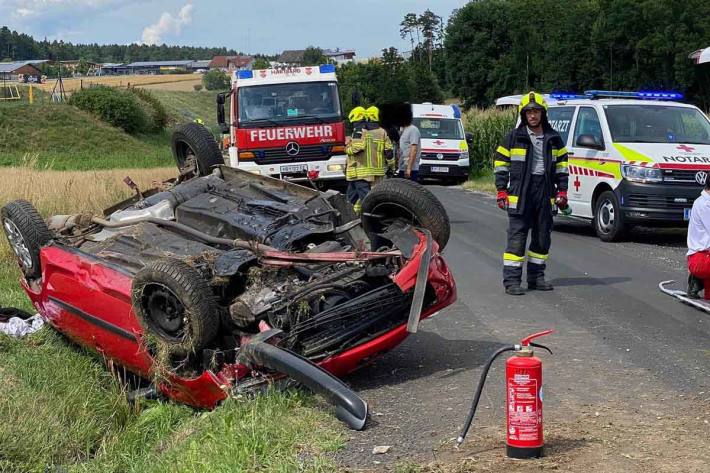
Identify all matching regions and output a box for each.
[549,92,588,100]
[584,90,683,101]
[319,64,336,73]
[451,104,462,119]
[237,70,254,79]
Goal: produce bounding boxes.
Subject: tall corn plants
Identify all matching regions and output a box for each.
[464,107,516,177]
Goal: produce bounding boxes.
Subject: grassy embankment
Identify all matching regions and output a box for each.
[0,89,343,472]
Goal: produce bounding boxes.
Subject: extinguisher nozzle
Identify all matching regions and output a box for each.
[456,436,464,446]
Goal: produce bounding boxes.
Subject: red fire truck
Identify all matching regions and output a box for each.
[217,65,347,184]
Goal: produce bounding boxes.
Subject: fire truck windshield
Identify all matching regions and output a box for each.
[238,81,341,126]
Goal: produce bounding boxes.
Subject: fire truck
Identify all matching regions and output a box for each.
[216,64,347,184]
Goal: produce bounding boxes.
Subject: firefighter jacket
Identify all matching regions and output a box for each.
[494,122,569,215]
[345,127,393,182]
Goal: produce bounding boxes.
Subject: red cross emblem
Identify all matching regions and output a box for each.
[433,140,445,145]
[677,144,695,153]
[573,176,581,192]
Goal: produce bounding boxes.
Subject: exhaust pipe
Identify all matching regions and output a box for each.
[238,329,368,430]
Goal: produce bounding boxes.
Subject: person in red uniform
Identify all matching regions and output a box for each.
[686,178,710,298]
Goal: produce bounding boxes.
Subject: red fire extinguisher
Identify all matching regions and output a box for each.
[457,329,554,459]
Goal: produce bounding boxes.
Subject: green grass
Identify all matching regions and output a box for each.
[148,90,229,135]
[0,102,173,170]
[462,170,496,193]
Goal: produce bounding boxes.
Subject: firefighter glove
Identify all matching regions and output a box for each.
[555,191,569,210]
[497,190,509,210]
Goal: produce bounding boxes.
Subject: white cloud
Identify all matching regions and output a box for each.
[141,3,194,45]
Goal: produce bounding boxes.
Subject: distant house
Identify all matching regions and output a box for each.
[324,48,356,65]
[190,60,211,71]
[125,60,196,74]
[98,63,129,75]
[208,55,254,71]
[277,50,305,66]
[0,61,44,81]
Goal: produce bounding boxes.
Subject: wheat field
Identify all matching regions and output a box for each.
[36,74,200,93]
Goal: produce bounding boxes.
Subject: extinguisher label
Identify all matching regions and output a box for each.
[507,376,540,442]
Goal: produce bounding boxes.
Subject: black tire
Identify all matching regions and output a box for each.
[361,178,451,250]
[593,190,627,242]
[1,200,52,279]
[171,122,224,178]
[132,259,220,357]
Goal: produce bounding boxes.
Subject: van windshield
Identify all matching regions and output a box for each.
[413,118,464,140]
[238,81,341,126]
[604,104,710,144]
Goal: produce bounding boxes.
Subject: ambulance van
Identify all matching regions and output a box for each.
[411,103,472,183]
[497,90,710,241]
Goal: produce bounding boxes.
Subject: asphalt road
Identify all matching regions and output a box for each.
[338,185,708,470]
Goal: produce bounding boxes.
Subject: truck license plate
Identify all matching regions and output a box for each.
[432,166,449,173]
[281,164,307,173]
[684,208,691,220]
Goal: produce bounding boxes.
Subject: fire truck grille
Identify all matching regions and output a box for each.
[255,145,332,164]
[661,169,705,185]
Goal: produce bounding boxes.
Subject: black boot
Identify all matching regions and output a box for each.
[687,273,704,299]
[528,277,554,291]
[505,284,525,295]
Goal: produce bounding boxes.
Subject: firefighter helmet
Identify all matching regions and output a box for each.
[519,92,548,113]
[348,106,367,123]
[365,105,380,122]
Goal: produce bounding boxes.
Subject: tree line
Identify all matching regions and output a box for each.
[0,26,241,64]
[443,0,710,109]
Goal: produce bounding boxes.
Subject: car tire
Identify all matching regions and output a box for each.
[361,178,451,250]
[593,190,627,242]
[132,259,220,357]
[1,200,52,279]
[171,122,224,178]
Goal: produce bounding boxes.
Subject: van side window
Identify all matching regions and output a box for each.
[546,106,574,144]
[573,107,604,148]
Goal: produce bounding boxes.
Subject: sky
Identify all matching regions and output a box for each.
[0,0,467,58]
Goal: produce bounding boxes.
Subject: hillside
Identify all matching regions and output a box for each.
[0,103,173,170]
[148,89,229,133]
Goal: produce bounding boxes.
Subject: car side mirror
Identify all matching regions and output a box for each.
[576,134,604,150]
[216,93,229,134]
[465,132,474,144]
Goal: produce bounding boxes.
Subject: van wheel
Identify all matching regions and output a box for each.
[361,178,450,250]
[171,123,224,179]
[593,191,627,242]
[1,200,52,279]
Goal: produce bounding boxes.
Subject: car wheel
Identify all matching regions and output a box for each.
[171,122,224,179]
[593,190,627,242]
[132,259,220,358]
[1,200,52,279]
[361,178,451,250]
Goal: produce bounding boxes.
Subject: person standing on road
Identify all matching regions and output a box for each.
[345,106,393,213]
[494,92,569,295]
[686,178,710,299]
[398,114,421,181]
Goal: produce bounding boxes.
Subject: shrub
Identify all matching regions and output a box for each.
[126,87,168,132]
[463,107,517,177]
[202,69,230,91]
[193,84,203,91]
[69,86,147,134]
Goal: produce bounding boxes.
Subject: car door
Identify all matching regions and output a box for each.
[568,106,611,218]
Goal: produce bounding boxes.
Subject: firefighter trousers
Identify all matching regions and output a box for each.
[503,174,553,287]
[346,179,371,214]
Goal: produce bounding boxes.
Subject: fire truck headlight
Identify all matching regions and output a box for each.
[621,165,662,183]
[327,164,345,172]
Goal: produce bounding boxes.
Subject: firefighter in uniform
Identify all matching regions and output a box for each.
[494,92,569,295]
[345,106,394,213]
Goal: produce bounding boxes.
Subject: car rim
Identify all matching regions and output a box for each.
[598,199,616,233]
[3,218,33,270]
[143,284,187,342]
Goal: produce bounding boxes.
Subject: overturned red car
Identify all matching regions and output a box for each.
[2,166,456,429]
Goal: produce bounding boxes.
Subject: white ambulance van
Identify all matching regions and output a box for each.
[496,90,710,241]
[411,103,472,183]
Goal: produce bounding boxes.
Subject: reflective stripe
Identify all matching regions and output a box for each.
[510,148,526,162]
[496,146,511,158]
[556,161,569,174]
[503,252,525,267]
[528,256,546,265]
[495,166,509,173]
[553,147,568,157]
[508,195,519,204]
[527,250,548,260]
[556,161,569,169]
[494,160,509,167]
